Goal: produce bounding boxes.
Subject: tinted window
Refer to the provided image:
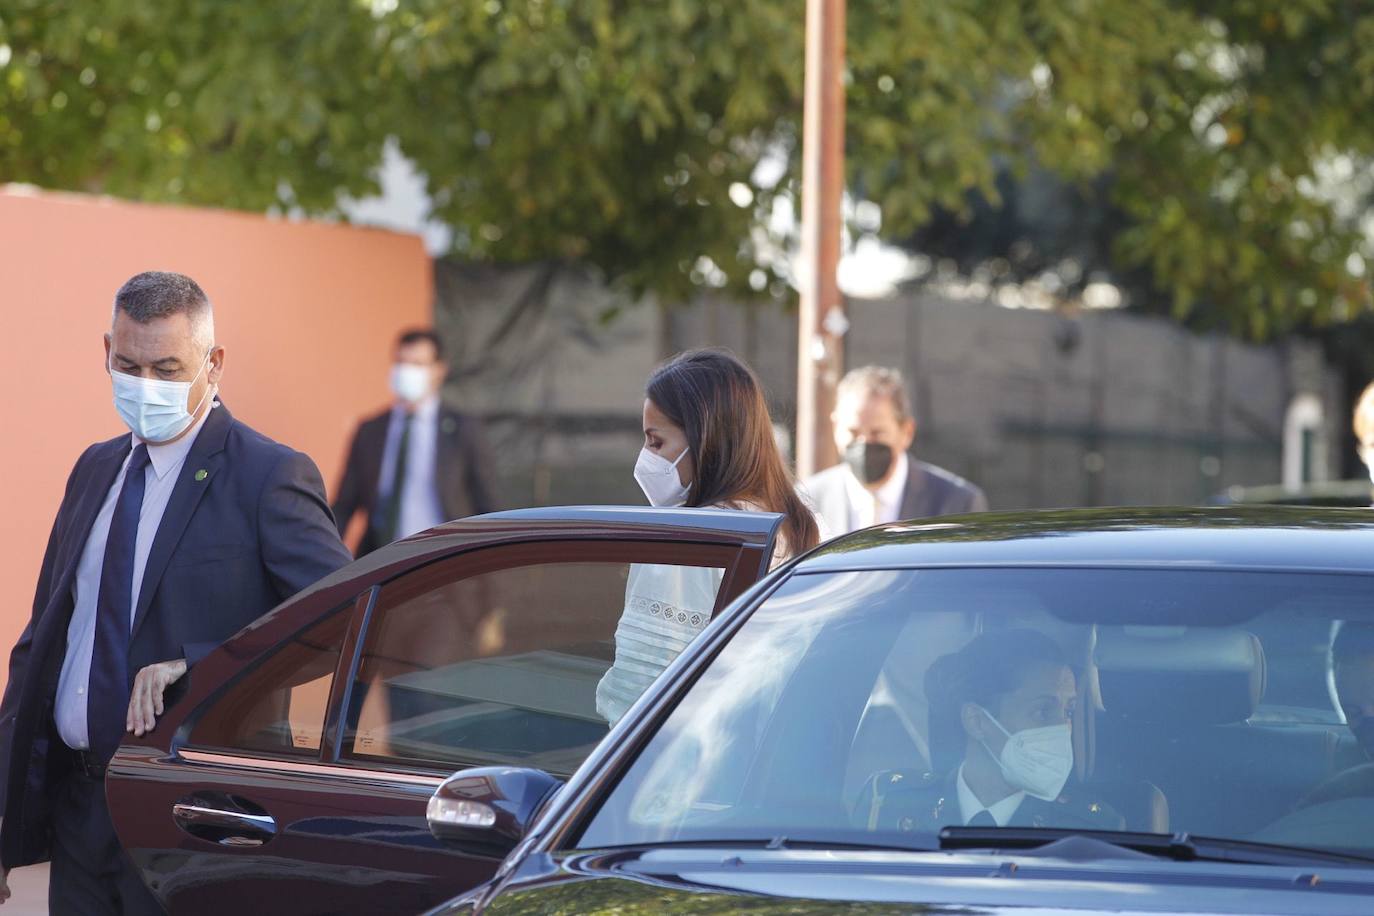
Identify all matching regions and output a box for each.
[579,568,1374,857]
[189,606,351,756]
[343,546,729,776]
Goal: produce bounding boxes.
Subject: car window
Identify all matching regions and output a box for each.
[188,604,352,756]
[578,567,1374,858]
[341,542,732,776]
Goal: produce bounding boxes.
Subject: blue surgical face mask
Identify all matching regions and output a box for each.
[110,350,214,443]
[390,363,432,404]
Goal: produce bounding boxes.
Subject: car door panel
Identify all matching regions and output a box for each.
[107,509,782,915]
[108,745,486,915]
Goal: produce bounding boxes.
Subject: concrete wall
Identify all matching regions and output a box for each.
[0,187,431,699]
[435,261,1340,510]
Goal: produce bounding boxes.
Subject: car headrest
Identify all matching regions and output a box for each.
[1094,627,1265,725]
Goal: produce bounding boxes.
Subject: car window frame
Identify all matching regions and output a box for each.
[174,534,768,784]
[330,537,765,778]
[176,589,372,764]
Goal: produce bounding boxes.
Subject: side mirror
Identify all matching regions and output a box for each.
[426,766,561,856]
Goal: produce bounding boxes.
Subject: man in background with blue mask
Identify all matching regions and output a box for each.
[0,271,352,913]
[331,328,498,557]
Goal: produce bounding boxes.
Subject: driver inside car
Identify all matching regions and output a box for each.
[856,628,1123,833]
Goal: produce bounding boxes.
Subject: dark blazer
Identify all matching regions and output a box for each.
[0,404,352,868]
[855,768,1124,835]
[331,403,497,556]
[804,455,988,536]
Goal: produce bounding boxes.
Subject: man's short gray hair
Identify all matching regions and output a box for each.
[838,365,914,423]
[113,271,215,350]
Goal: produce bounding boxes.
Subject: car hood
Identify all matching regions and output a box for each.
[460,846,1374,915]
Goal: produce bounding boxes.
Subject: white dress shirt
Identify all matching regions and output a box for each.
[844,451,909,530]
[55,405,216,750]
[956,764,1025,826]
[376,395,446,540]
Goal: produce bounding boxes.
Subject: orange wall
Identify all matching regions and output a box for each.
[0,186,431,697]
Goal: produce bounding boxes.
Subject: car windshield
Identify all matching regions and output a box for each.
[578,567,1374,859]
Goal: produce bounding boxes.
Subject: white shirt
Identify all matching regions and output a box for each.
[55,405,215,750]
[376,395,446,540]
[844,451,909,530]
[956,764,1025,826]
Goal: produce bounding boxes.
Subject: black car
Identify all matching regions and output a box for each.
[434,507,1374,915]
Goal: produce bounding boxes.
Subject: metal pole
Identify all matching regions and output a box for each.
[796,0,846,479]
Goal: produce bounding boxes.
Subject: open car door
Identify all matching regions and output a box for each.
[106,506,782,915]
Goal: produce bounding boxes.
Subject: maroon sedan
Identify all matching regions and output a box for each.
[105,506,782,914]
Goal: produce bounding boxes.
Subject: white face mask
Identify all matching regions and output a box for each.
[391,363,432,404]
[634,446,691,508]
[976,706,1074,801]
[110,350,214,443]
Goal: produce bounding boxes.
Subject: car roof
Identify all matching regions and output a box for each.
[797,506,1374,575]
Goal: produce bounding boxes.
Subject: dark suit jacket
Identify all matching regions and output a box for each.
[0,404,352,868]
[804,455,988,536]
[856,768,1124,835]
[331,403,497,556]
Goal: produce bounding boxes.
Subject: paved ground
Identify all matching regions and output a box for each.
[5,863,47,914]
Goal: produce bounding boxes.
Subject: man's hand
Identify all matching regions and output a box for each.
[127,659,188,737]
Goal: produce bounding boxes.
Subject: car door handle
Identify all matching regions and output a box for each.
[173,797,277,847]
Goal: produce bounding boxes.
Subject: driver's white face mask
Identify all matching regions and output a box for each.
[976,705,1074,801]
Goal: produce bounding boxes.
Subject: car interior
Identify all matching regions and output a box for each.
[579,567,1374,856]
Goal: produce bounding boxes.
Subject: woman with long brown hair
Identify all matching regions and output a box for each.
[596,348,823,723]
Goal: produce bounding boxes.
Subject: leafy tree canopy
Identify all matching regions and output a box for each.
[2,0,1372,337]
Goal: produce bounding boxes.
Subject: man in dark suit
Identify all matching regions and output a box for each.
[0,271,352,913]
[332,328,497,556]
[803,365,986,535]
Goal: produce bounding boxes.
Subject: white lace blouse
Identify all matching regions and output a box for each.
[594,562,724,725]
[594,503,816,725]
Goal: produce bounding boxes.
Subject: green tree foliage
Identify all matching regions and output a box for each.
[2,0,1372,336]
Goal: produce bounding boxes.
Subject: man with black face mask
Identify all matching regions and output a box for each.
[802,366,986,535]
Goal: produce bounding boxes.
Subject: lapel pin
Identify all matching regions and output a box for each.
[194,469,209,482]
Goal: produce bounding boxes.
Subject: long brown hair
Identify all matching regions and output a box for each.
[646,348,819,555]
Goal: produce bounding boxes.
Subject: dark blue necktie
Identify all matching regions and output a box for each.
[88,444,150,760]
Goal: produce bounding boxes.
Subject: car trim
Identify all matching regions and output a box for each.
[178,749,445,789]
[791,560,1374,576]
[322,586,378,762]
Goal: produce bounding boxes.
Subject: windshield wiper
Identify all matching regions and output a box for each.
[585,833,943,856]
[764,834,942,853]
[938,826,1374,868]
